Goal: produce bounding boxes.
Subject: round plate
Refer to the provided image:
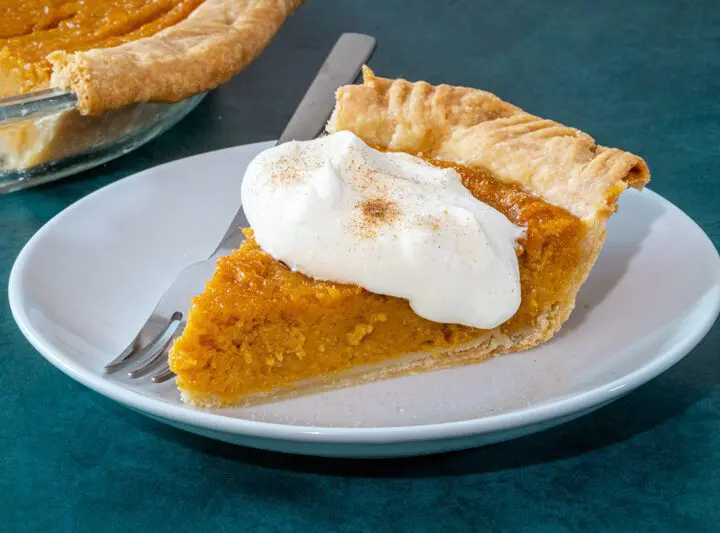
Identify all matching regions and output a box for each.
[9,141,720,458]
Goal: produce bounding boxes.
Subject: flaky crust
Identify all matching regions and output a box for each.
[181,68,651,408]
[329,67,649,222]
[47,0,302,115]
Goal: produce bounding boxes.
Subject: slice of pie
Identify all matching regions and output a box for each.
[0,0,302,170]
[169,67,650,407]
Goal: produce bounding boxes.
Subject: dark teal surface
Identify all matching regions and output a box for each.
[2,0,719,531]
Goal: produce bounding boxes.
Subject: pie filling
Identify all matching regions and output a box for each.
[169,135,586,405]
[0,0,205,96]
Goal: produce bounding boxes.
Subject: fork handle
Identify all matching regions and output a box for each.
[277,33,376,144]
[211,32,376,256]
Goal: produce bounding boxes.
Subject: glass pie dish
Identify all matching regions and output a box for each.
[0,89,205,193]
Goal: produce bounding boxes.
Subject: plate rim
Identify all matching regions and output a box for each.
[8,144,720,445]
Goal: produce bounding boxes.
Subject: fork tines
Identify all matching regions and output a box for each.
[104,311,183,382]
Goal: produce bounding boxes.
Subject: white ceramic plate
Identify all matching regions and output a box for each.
[9,141,720,458]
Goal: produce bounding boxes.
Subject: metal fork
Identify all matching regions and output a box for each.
[104,33,377,383]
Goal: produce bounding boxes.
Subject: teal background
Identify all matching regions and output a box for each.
[2,0,719,531]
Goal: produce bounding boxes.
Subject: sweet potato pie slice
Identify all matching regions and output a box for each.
[169,68,650,407]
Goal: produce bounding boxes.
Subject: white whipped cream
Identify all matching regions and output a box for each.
[241,131,525,329]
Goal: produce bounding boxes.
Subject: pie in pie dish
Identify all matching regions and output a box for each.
[168,67,650,407]
[0,0,302,171]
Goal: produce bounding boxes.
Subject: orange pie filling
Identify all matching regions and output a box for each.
[0,0,205,97]
[169,156,586,406]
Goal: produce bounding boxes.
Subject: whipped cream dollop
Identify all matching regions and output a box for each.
[241,131,525,329]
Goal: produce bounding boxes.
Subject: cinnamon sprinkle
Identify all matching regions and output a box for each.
[352,197,401,238]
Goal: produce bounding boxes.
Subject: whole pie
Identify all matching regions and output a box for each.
[0,0,302,170]
[1,0,303,113]
[168,67,650,407]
